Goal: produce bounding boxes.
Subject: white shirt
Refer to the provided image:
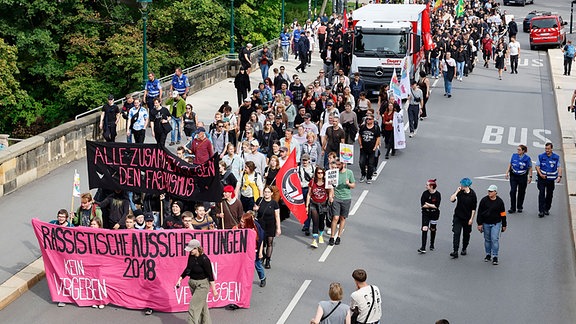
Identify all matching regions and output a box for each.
[350,285,382,323]
[508,41,521,56]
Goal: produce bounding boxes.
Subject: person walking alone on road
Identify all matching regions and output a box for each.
[350,269,382,324]
[507,36,520,74]
[477,185,507,265]
[562,40,575,76]
[535,142,562,218]
[176,239,218,324]
[258,45,274,81]
[357,114,380,184]
[440,52,456,98]
[449,178,477,259]
[419,179,441,254]
[505,145,532,214]
[310,282,351,324]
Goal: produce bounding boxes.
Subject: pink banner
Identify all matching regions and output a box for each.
[31,219,256,312]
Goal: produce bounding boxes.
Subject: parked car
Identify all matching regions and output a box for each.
[530,14,567,50]
[523,10,552,32]
[504,0,534,6]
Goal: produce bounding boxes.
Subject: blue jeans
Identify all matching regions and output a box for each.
[430,58,439,77]
[255,252,265,280]
[456,61,465,78]
[443,72,452,95]
[260,64,270,81]
[407,104,420,133]
[483,222,502,257]
[170,118,181,143]
[282,45,289,61]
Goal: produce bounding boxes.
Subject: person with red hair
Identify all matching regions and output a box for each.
[418,179,441,254]
[215,185,244,229]
[234,213,267,287]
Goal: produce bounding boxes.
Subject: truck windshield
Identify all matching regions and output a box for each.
[354,32,408,57]
[532,18,559,29]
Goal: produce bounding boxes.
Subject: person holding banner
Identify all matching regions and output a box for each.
[382,102,396,159]
[176,239,218,324]
[73,193,102,227]
[216,185,244,229]
[254,186,281,269]
[233,213,267,287]
[328,158,355,246]
[50,209,74,227]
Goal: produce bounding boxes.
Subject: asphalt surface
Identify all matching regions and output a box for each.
[2,1,576,323]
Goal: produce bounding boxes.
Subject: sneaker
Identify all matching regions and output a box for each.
[508,209,516,214]
[58,302,66,307]
[176,141,180,144]
[429,244,435,251]
[335,237,341,245]
[373,171,377,176]
[418,248,426,254]
[460,249,467,256]
[517,209,523,213]
[385,155,389,159]
[419,117,424,121]
[169,142,175,146]
[366,179,372,184]
[327,228,331,235]
[98,305,105,309]
[447,94,452,98]
[260,278,267,287]
[360,176,366,183]
[450,252,459,259]
[92,305,98,308]
[544,210,550,215]
[305,229,310,236]
[409,133,414,138]
[538,212,545,218]
[301,226,307,232]
[329,237,335,246]
[318,235,324,244]
[311,239,318,248]
[484,254,492,262]
[145,309,153,315]
[492,257,499,265]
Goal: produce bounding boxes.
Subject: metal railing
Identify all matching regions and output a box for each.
[74,38,279,120]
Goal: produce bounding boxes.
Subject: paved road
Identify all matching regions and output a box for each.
[2,1,576,323]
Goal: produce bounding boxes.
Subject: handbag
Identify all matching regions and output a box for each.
[161,121,173,134]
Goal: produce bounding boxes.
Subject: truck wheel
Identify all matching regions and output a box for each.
[530,45,535,50]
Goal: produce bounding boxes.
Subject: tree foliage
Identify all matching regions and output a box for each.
[0,0,282,137]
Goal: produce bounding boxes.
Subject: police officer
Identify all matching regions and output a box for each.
[144,72,162,109]
[505,144,532,214]
[535,142,562,218]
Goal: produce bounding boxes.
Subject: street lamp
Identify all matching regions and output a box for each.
[230,0,235,53]
[571,0,576,34]
[137,0,152,89]
[281,0,285,32]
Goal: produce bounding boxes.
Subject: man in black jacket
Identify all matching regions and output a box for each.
[477,184,507,265]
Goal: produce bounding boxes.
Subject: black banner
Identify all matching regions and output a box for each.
[86,141,222,201]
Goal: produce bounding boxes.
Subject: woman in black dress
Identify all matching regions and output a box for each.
[253,186,280,269]
[495,42,506,80]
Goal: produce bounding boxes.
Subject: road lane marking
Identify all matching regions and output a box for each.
[349,190,369,216]
[372,161,387,181]
[276,279,312,324]
[318,190,369,263]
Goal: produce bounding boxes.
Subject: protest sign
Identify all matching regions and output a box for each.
[339,143,354,164]
[325,169,339,189]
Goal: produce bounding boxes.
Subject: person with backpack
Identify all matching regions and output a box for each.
[73,193,103,227]
[562,40,575,76]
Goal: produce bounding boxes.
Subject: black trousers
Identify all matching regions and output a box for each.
[132,129,146,144]
[509,172,528,211]
[452,217,472,252]
[296,53,308,72]
[537,178,556,212]
[564,56,573,75]
[510,54,519,73]
[359,149,376,179]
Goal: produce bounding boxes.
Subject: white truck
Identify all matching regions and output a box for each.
[351,4,429,96]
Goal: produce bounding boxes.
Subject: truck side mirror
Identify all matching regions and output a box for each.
[414,35,421,53]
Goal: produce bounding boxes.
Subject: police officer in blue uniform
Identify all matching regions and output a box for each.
[144,72,162,109]
[505,144,532,214]
[170,67,190,99]
[535,142,562,218]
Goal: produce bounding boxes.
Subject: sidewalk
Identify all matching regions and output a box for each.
[0,54,325,310]
[548,48,576,245]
